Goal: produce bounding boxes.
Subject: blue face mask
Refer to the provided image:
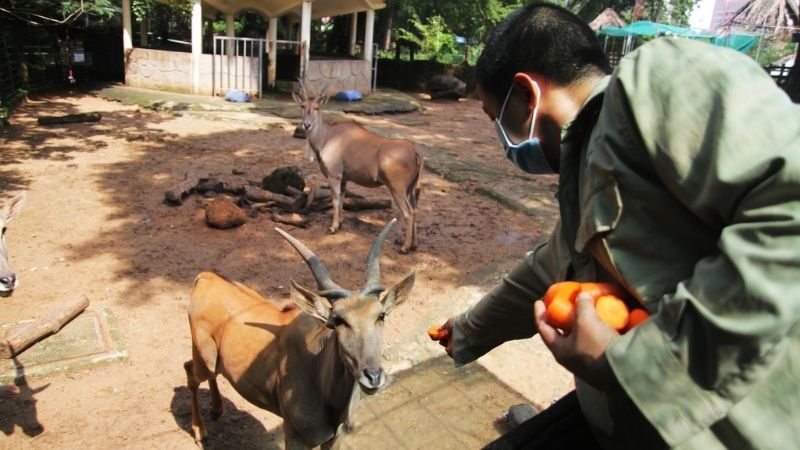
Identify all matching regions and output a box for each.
[495,82,555,174]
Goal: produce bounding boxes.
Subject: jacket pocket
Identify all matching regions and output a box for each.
[575,176,623,253]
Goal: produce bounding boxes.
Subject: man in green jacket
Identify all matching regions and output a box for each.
[431,3,800,449]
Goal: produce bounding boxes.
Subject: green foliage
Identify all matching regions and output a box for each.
[0,0,117,25]
[751,37,796,66]
[379,0,701,66]
[396,15,457,62]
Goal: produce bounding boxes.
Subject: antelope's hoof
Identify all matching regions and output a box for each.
[328,225,339,234]
[192,425,207,445]
[398,245,416,254]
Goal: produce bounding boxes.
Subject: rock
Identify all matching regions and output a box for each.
[426,74,467,100]
[498,403,538,428]
[205,197,247,229]
[262,166,306,195]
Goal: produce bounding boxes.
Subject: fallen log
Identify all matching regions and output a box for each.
[244,186,304,212]
[0,295,90,359]
[344,197,392,211]
[164,172,200,205]
[195,177,246,195]
[271,211,309,228]
[37,112,101,125]
[285,185,305,197]
[306,196,391,212]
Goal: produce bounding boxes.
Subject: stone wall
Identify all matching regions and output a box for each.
[305,59,371,95]
[124,49,370,97]
[124,48,261,96]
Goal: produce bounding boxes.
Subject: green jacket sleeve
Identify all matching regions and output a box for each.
[604,39,800,446]
[452,222,568,366]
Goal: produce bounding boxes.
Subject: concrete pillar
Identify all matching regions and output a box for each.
[300,1,311,75]
[122,0,133,51]
[364,9,375,62]
[226,13,235,55]
[138,17,148,47]
[268,17,278,88]
[191,0,202,94]
[349,13,358,56]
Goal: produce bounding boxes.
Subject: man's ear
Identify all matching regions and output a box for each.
[512,72,540,110]
[380,271,415,314]
[290,280,332,323]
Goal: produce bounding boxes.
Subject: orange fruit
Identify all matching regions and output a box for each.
[627,309,650,330]
[579,282,626,301]
[543,281,581,307]
[545,299,575,332]
[595,295,629,332]
[427,325,450,341]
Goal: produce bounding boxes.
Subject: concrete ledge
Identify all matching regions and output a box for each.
[0,310,128,383]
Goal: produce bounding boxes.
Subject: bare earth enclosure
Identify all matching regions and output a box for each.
[0,89,573,449]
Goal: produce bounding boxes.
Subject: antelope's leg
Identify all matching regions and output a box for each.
[283,421,313,450]
[389,190,414,253]
[208,377,223,420]
[329,177,344,233]
[184,359,207,443]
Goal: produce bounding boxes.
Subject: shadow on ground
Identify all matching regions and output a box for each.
[170,386,282,450]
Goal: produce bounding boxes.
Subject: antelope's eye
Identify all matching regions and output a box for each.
[1,227,6,235]
[333,315,348,328]
[378,312,386,322]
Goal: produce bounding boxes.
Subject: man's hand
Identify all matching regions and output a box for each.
[429,317,455,358]
[534,292,621,391]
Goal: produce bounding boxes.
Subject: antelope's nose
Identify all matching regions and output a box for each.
[364,368,383,387]
[303,122,311,130]
[0,275,16,289]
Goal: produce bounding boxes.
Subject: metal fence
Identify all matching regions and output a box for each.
[212,36,265,98]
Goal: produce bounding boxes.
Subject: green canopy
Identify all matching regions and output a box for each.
[712,33,759,52]
[599,21,710,39]
[599,21,758,53]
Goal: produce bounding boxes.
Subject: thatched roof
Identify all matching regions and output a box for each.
[727,0,799,31]
[589,8,627,31]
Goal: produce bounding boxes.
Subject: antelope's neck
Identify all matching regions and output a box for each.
[316,330,356,411]
[306,116,329,155]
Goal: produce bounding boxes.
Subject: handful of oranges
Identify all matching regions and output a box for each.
[542,281,649,333]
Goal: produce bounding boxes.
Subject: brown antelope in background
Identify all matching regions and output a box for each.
[293,80,423,253]
[0,192,27,297]
[184,219,415,449]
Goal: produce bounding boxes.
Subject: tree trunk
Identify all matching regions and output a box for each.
[383,6,394,50]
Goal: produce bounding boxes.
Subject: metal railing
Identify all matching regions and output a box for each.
[212,36,264,98]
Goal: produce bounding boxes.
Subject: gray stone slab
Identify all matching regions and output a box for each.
[0,310,128,383]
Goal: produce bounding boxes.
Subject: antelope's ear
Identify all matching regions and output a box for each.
[0,192,26,223]
[290,280,332,323]
[380,271,415,314]
[292,92,304,105]
[317,95,329,106]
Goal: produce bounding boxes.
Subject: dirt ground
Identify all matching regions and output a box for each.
[0,89,571,449]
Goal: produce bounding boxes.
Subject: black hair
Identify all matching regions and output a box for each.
[476,3,611,101]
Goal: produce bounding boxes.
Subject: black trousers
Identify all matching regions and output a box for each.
[483,390,602,450]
